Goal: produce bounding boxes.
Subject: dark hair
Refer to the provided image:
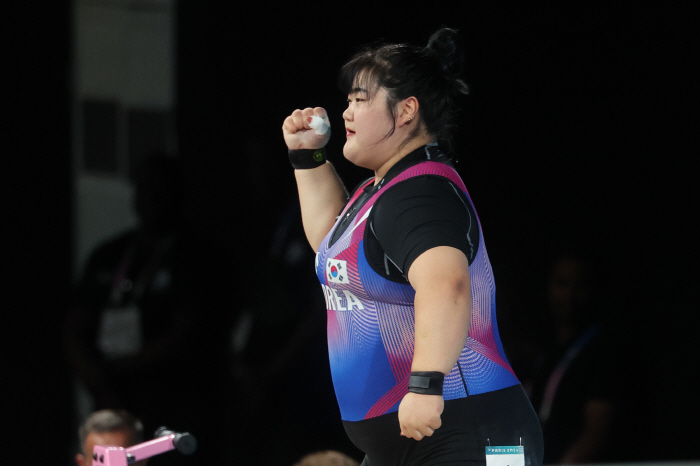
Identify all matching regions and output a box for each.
[78,409,144,448]
[339,28,469,154]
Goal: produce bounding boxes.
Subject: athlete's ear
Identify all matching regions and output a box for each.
[398,96,419,127]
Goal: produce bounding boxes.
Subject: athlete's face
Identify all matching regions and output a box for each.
[342,85,396,170]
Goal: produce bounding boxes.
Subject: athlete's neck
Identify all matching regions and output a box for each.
[373,135,434,185]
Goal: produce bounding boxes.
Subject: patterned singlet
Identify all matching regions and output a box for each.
[315,158,520,422]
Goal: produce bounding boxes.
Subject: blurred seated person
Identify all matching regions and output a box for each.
[76,409,146,466]
[293,450,360,466]
[526,251,629,463]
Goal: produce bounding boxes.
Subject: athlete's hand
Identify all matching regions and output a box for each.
[398,392,443,441]
[282,107,331,150]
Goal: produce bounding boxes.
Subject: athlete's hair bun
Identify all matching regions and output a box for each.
[426,28,465,80]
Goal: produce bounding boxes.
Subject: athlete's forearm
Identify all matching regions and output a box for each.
[295,162,348,252]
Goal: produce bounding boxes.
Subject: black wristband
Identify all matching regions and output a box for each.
[408,371,445,396]
[289,147,327,169]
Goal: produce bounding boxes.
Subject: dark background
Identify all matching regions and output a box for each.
[7,1,696,463]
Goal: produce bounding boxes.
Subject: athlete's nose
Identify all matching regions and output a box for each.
[343,104,353,122]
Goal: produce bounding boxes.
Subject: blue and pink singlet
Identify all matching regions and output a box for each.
[315,158,520,422]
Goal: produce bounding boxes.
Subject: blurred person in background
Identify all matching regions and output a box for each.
[75,409,146,466]
[293,450,361,466]
[229,200,360,463]
[64,154,232,465]
[524,251,635,464]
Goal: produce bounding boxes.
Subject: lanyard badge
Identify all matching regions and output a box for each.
[486,445,524,466]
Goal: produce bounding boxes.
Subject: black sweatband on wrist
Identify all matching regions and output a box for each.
[408,371,445,395]
[289,147,327,169]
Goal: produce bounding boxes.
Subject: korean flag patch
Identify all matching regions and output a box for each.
[326,258,347,284]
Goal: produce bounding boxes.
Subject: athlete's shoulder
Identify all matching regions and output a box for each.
[379,172,464,205]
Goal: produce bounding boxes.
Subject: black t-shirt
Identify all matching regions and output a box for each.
[330,145,480,283]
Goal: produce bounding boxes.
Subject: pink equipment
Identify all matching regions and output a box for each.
[92,427,197,465]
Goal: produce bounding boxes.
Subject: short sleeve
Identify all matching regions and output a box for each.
[371,175,480,275]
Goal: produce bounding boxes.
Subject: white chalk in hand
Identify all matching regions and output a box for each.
[309,115,329,135]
